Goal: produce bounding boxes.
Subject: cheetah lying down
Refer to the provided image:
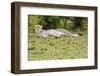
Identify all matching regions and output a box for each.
[35,25,79,38]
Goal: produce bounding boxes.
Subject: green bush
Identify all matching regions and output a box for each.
[28,15,88,33]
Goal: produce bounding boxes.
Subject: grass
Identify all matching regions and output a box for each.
[28,33,88,61]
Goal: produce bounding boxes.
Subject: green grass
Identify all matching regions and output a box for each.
[28,33,88,61]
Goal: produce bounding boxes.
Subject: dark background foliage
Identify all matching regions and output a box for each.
[28,15,88,33]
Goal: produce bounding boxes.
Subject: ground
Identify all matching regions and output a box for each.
[28,33,88,61]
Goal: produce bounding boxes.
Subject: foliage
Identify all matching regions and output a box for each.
[28,15,88,33]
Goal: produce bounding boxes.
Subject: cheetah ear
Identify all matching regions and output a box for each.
[35,25,37,28]
[40,25,43,28]
[35,25,39,29]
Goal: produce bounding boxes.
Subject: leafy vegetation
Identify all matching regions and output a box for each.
[28,15,88,33]
[28,15,88,61]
